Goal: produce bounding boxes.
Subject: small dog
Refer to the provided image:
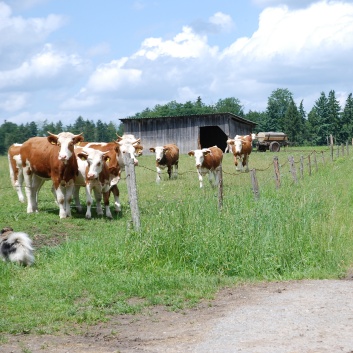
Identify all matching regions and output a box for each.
[0,227,34,266]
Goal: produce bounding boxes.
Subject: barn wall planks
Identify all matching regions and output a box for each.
[121,113,256,154]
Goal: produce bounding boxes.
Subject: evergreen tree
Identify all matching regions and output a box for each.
[313,92,330,145]
[341,93,353,143]
[283,98,302,145]
[327,90,341,142]
[265,88,293,131]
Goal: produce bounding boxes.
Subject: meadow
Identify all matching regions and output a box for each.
[1,145,353,335]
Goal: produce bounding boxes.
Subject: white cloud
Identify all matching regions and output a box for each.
[0,2,66,68]
[0,44,89,90]
[209,12,234,32]
[133,26,218,60]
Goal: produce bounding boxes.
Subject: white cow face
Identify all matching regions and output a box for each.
[78,148,109,180]
[188,149,210,167]
[47,132,84,162]
[233,138,243,154]
[118,141,139,166]
[150,146,165,162]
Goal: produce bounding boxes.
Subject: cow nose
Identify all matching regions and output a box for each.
[87,173,96,180]
[196,163,201,167]
[59,154,67,161]
[156,158,161,162]
[134,160,139,166]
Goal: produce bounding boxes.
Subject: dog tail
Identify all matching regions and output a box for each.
[6,232,34,266]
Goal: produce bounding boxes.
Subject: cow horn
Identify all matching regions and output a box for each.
[47,131,58,138]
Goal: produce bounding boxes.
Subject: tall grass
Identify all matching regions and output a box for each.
[1,146,353,334]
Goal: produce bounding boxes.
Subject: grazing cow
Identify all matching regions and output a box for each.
[188,146,223,188]
[149,144,179,183]
[8,143,25,203]
[78,138,140,212]
[227,134,254,172]
[20,132,84,218]
[74,147,112,219]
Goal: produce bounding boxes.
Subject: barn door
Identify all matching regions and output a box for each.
[199,126,228,151]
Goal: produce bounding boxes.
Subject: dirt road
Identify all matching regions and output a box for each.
[2,279,353,353]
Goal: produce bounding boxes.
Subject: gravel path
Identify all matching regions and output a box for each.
[2,279,353,353]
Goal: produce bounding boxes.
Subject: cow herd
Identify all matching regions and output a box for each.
[7,132,255,219]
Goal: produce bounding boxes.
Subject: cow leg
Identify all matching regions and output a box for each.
[110,185,121,212]
[208,171,217,188]
[73,185,83,213]
[243,154,249,172]
[156,166,162,183]
[25,173,43,213]
[84,184,93,219]
[93,186,104,217]
[15,163,25,203]
[236,156,243,171]
[103,190,113,219]
[167,165,172,179]
[55,184,73,219]
[174,163,178,179]
[197,169,203,188]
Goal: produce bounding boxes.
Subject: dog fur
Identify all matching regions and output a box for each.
[0,227,34,266]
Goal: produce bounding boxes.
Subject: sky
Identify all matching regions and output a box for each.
[1,0,353,127]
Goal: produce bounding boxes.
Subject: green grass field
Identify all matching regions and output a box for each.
[1,145,353,334]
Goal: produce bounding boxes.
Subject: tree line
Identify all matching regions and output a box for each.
[1,88,353,155]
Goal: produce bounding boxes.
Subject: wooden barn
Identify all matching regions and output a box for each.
[120,112,257,154]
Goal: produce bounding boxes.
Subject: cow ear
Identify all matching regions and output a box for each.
[188,151,194,156]
[47,135,58,145]
[73,134,84,145]
[77,153,88,161]
[149,148,155,153]
[203,149,211,156]
[104,156,111,163]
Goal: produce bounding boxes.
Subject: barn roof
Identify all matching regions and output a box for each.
[120,112,257,127]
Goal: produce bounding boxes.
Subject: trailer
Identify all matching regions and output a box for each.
[255,132,289,152]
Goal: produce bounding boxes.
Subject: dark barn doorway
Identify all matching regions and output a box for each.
[199,126,228,152]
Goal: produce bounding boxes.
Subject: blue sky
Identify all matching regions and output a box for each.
[1,0,353,127]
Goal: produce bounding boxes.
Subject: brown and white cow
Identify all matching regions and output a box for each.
[78,138,141,212]
[227,134,254,172]
[149,144,179,183]
[116,134,143,156]
[188,146,223,188]
[8,143,25,203]
[74,147,112,219]
[20,132,84,218]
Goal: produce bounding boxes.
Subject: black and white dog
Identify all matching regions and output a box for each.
[0,227,34,266]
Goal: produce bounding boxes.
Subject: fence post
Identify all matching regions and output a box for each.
[124,154,141,231]
[218,165,223,211]
[273,157,281,189]
[250,169,260,200]
[308,154,312,176]
[288,156,298,183]
[330,135,334,162]
[300,155,304,179]
[313,151,318,172]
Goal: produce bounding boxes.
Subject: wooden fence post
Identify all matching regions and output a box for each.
[330,135,334,162]
[273,157,281,189]
[300,156,304,179]
[308,154,312,176]
[313,151,318,172]
[250,169,260,200]
[218,165,223,211]
[288,156,298,183]
[124,154,141,231]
